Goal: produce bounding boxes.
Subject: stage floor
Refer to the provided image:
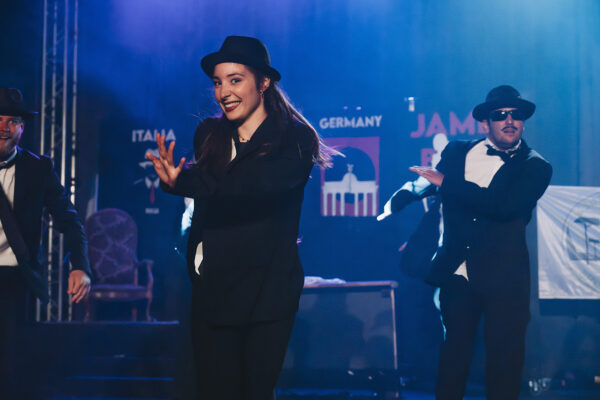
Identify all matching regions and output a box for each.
[47,389,600,400]
[32,322,599,400]
[275,388,599,400]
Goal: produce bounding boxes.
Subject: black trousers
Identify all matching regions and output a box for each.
[436,275,530,400]
[191,309,296,400]
[0,267,28,398]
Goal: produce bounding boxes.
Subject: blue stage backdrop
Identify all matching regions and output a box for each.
[68,0,600,378]
[80,0,598,279]
[78,0,600,278]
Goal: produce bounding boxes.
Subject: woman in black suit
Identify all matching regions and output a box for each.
[147,36,331,400]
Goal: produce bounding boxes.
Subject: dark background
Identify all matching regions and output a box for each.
[2,0,599,388]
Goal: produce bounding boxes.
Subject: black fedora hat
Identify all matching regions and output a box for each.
[472,85,535,122]
[201,36,281,82]
[0,88,38,119]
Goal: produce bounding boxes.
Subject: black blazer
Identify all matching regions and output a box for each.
[164,116,315,325]
[13,148,91,276]
[426,139,552,299]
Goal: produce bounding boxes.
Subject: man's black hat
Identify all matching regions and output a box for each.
[201,36,281,82]
[472,85,535,122]
[0,88,38,119]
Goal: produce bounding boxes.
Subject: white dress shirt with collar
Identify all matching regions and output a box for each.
[0,150,20,267]
[453,139,521,280]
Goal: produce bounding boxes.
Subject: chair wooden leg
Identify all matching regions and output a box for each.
[145,296,152,322]
[84,299,91,322]
[131,305,138,322]
[85,299,97,321]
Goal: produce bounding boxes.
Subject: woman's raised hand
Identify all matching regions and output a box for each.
[146,134,186,188]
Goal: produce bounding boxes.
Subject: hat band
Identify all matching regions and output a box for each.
[202,51,281,81]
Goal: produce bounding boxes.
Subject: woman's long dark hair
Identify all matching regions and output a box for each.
[195,67,336,175]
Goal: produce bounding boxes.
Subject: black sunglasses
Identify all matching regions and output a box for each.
[488,109,526,122]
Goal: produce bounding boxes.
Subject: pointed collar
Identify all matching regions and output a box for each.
[0,147,19,169]
[485,138,522,153]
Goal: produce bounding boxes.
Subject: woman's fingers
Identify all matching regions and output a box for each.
[157,134,169,160]
[146,136,182,188]
[146,153,161,171]
[168,141,176,165]
[146,152,171,182]
[176,157,186,171]
[147,153,164,171]
[155,135,177,167]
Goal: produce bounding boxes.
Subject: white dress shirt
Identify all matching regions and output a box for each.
[453,139,520,279]
[0,151,19,266]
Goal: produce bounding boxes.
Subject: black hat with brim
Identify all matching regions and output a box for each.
[0,88,38,119]
[201,36,281,82]
[472,85,535,122]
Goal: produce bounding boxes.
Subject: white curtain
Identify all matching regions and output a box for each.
[537,185,600,299]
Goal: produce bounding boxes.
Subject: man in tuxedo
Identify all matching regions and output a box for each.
[0,87,91,396]
[410,85,552,399]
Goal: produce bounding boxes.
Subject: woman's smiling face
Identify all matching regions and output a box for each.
[212,63,266,124]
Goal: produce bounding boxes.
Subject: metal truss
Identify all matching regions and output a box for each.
[38,0,79,322]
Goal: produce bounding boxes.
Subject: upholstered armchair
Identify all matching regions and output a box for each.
[84,208,154,321]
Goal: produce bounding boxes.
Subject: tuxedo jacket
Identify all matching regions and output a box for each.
[425,138,552,299]
[163,116,314,326]
[12,147,91,277]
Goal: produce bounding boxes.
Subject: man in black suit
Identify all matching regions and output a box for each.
[0,87,91,396]
[410,85,552,399]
